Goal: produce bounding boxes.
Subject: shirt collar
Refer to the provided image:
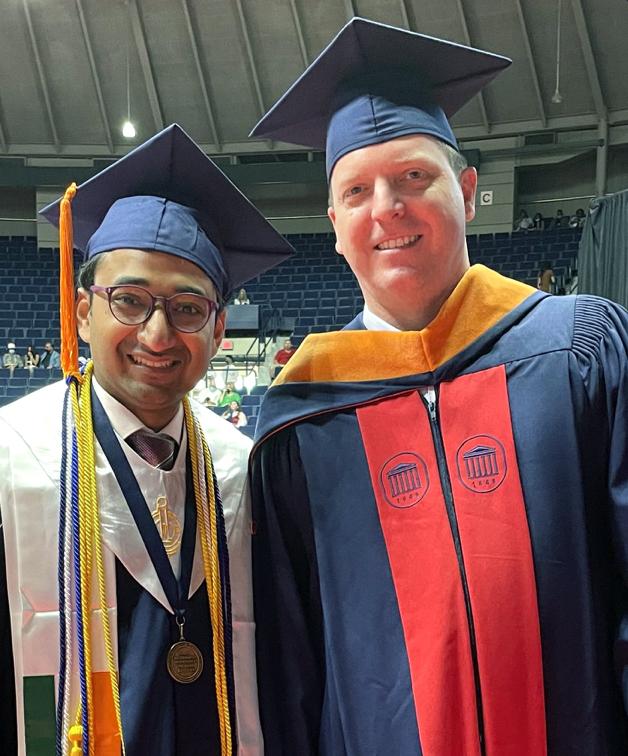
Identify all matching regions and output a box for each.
[362,303,401,332]
[92,377,184,442]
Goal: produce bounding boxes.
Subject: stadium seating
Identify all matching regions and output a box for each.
[0,228,581,409]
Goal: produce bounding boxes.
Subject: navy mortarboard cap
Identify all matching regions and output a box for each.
[40,124,294,300]
[250,18,511,178]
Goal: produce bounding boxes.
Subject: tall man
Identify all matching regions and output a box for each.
[0,124,293,755]
[249,19,628,755]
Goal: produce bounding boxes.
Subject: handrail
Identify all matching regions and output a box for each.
[243,306,281,373]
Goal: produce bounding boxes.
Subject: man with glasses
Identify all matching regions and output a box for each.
[0,125,293,756]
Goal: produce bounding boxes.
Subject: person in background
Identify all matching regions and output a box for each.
[272,338,296,379]
[234,288,250,305]
[206,375,222,405]
[569,208,586,228]
[514,209,534,231]
[23,345,39,376]
[532,212,544,230]
[550,209,568,228]
[39,341,60,370]
[219,381,242,407]
[2,344,22,377]
[222,400,248,428]
[537,262,555,293]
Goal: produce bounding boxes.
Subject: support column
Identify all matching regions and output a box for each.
[595,118,608,199]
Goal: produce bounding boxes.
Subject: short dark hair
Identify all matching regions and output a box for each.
[77,253,105,292]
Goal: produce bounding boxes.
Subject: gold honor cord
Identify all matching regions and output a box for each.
[69,363,126,756]
[65,364,233,756]
[184,400,234,755]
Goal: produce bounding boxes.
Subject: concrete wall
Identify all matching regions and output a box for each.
[36,188,64,247]
[466,157,516,236]
[0,187,36,236]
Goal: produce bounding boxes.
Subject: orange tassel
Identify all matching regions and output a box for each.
[59,183,82,381]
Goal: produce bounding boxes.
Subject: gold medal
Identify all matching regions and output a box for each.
[167,640,204,684]
[167,616,203,683]
[152,496,181,555]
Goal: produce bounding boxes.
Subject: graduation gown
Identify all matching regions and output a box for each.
[0,381,262,756]
[250,265,628,756]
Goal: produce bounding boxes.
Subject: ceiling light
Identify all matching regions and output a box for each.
[122,121,136,138]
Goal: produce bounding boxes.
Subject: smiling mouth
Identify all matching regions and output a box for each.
[375,235,421,251]
[128,354,179,369]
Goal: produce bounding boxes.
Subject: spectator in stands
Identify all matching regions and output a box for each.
[219,381,242,407]
[532,212,544,230]
[249,18,628,755]
[234,288,251,305]
[550,208,568,228]
[206,375,222,405]
[537,262,555,293]
[3,343,23,376]
[514,209,534,232]
[222,400,248,428]
[23,345,39,375]
[0,125,293,755]
[223,354,237,384]
[197,374,222,406]
[39,341,60,370]
[272,338,295,379]
[569,208,586,228]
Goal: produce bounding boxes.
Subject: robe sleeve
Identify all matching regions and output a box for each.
[0,512,18,754]
[575,296,628,713]
[250,425,325,756]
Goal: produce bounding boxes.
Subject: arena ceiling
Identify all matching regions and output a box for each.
[0,0,627,160]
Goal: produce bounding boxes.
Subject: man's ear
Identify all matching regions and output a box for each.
[76,288,92,344]
[328,205,345,257]
[211,309,227,355]
[460,166,478,223]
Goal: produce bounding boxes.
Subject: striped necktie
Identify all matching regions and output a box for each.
[126,429,179,471]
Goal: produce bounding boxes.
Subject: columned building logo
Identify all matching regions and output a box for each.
[380,452,429,508]
[456,435,507,493]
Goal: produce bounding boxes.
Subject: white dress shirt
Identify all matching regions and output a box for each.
[92,378,187,578]
[362,303,401,332]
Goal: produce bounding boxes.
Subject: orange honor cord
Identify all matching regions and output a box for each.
[59,182,82,381]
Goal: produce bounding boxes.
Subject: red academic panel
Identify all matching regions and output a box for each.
[439,366,546,756]
[358,392,482,756]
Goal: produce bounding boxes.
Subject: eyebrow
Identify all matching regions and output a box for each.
[112,276,209,297]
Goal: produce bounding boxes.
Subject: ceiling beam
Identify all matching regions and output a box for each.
[232,0,266,118]
[21,0,60,151]
[180,0,221,149]
[453,0,490,134]
[397,0,410,29]
[128,0,164,132]
[570,0,606,120]
[74,0,114,152]
[512,0,546,128]
[289,0,309,67]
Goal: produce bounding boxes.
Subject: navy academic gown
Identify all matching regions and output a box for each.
[251,271,628,756]
[0,529,222,756]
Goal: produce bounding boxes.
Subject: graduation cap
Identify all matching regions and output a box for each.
[40,124,294,300]
[249,17,511,178]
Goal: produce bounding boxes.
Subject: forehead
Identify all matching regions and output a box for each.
[330,134,449,183]
[94,248,216,297]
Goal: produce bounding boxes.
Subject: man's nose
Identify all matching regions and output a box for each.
[371,179,405,224]
[136,304,178,351]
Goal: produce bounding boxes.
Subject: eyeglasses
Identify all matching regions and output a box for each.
[90,285,218,333]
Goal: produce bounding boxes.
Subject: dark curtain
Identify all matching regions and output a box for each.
[579,188,628,309]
